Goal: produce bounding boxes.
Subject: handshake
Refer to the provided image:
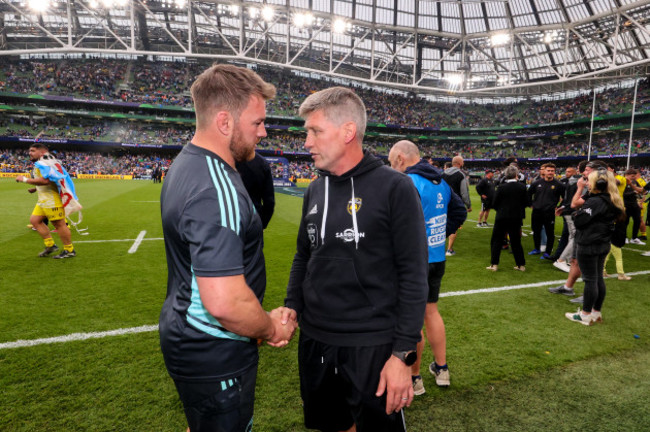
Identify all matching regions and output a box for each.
[266,307,298,348]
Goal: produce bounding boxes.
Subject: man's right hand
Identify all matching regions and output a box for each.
[28,188,37,194]
[267,307,298,347]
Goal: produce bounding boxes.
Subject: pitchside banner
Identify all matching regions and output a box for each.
[0,172,29,178]
[1,173,133,180]
[76,174,134,180]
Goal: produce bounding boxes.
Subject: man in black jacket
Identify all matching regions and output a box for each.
[527,162,565,259]
[236,152,275,229]
[284,87,428,432]
[487,165,528,271]
[475,170,495,227]
[442,156,471,256]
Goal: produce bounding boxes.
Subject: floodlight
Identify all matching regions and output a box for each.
[445,74,464,86]
[27,0,50,11]
[175,0,186,8]
[294,13,306,28]
[101,0,114,8]
[115,0,128,6]
[230,5,239,15]
[491,33,510,46]
[261,6,274,21]
[248,7,259,19]
[294,12,314,28]
[542,30,558,44]
[89,0,98,8]
[333,18,346,34]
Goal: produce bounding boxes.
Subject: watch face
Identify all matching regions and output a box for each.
[404,351,417,366]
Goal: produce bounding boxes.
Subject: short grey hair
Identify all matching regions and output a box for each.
[504,165,519,180]
[392,140,420,159]
[298,87,367,139]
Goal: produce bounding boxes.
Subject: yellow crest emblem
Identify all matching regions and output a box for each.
[347,197,362,214]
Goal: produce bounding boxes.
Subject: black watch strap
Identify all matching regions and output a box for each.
[393,350,417,366]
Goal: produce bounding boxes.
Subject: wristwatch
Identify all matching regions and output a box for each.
[392,350,417,366]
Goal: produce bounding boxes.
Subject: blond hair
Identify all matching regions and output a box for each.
[191,63,276,130]
[298,87,367,139]
[588,169,625,216]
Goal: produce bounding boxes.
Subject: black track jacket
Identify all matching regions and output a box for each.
[285,153,428,352]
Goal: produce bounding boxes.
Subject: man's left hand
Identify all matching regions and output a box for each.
[15,175,26,183]
[375,354,413,414]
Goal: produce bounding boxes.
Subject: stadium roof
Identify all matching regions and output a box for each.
[1,0,649,97]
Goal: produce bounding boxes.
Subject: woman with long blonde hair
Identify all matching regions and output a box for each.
[566,169,625,325]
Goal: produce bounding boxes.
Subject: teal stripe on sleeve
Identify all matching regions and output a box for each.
[220,161,241,235]
[212,159,236,233]
[205,155,227,229]
[186,267,250,342]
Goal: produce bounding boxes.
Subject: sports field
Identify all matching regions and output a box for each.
[1,177,649,431]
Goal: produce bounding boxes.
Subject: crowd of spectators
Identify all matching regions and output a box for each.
[0,115,194,146]
[2,113,650,159]
[0,148,172,178]
[4,147,649,183]
[0,59,126,100]
[1,148,319,180]
[2,59,649,128]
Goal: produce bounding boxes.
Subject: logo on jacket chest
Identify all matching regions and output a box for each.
[347,197,362,215]
[307,223,320,249]
[336,228,365,243]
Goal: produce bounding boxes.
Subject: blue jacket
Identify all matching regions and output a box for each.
[406,160,468,263]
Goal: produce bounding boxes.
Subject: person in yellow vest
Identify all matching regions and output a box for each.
[635,171,647,241]
[604,164,631,279]
[15,144,76,258]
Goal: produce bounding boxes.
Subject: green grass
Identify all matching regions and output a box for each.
[0,178,649,431]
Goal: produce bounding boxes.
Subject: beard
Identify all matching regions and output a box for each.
[230,126,256,163]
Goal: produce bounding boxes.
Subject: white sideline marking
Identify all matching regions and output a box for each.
[74,238,163,244]
[467,218,532,229]
[0,325,158,350]
[441,279,567,297]
[128,231,147,254]
[3,270,649,351]
[441,269,650,298]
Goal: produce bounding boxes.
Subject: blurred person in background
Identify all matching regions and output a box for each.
[236,152,275,229]
[623,168,645,245]
[527,163,565,259]
[550,165,579,265]
[552,162,585,273]
[442,155,471,256]
[486,165,528,272]
[388,140,467,395]
[565,169,625,325]
[475,169,495,228]
[15,143,77,259]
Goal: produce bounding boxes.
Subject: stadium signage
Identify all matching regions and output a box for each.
[0,172,29,178]
[273,179,295,187]
[76,174,134,180]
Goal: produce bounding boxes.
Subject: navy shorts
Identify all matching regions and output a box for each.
[172,365,256,432]
[298,333,407,432]
[427,261,446,303]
